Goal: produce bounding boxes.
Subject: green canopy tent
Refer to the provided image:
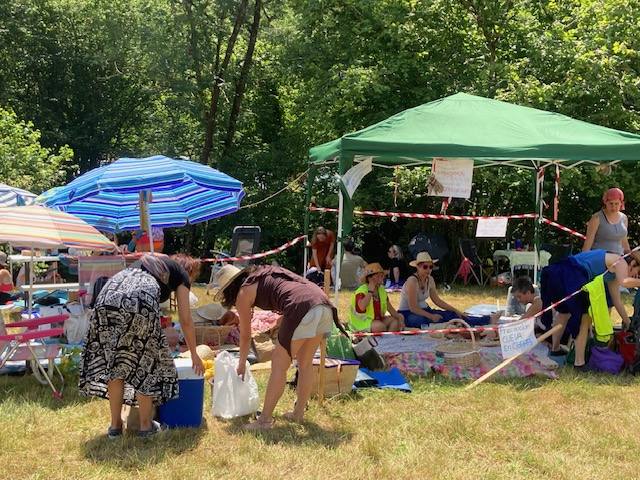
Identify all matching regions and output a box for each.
[305,92,640,289]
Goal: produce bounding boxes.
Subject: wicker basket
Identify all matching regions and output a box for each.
[194,325,234,346]
[435,319,481,368]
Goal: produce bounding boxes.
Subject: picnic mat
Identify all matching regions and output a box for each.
[375,336,559,381]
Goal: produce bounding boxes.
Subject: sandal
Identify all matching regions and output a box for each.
[282,412,303,423]
[242,418,275,431]
[107,426,123,439]
[138,420,165,438]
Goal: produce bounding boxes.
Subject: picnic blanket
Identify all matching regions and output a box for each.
[375,336,558,381]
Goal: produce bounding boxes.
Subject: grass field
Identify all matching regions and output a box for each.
[1,285,639,480]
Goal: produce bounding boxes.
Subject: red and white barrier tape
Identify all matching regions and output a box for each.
[310,206,537,221]
[311,206,586,240]
[541,217,586,240]
[202,235,307,263]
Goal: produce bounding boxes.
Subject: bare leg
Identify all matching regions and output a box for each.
[574,314,592,367]
[136,393,154,431]
[551,312,570,351]
[257,344,292,423]
[107,379,124,430]
[289,335,323,422]
[370,319,387,332]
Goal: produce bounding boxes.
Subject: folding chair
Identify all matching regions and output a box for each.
[207,226,261,295]
[452,239,487,286]
[0,308,69,398]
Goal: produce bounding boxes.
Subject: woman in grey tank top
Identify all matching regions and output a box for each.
[583,187,630,255]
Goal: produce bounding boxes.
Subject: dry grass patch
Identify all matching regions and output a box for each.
[1,284,638,479]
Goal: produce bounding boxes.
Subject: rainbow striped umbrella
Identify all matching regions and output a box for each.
[0,205,115,250]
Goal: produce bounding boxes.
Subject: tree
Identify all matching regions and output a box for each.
[0,107,73,193]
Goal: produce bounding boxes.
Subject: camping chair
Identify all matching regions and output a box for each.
[0,308,69,398]
[452,239,488,286]
[207,226,262,294]
[78,255,126,307]
[540,243,573,265]
[408,232,450,286]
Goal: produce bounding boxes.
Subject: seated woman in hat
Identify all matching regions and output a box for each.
[398,251,467,328]
[348,263,404,333]
[214,263,342,430]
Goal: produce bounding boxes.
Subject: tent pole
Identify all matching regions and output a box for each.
[303,166,317,275]
[335,188,344,302]
[534,166,543,282]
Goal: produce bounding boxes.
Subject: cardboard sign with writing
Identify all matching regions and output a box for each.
[499,317,537,359]
[428,157,474,199]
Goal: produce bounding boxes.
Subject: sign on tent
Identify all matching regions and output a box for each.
[428,158,474,199]
[476,217,508,238]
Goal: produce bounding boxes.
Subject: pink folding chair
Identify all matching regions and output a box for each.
[0,312,68,398]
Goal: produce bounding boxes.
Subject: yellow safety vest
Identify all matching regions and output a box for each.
[349,284,388,331]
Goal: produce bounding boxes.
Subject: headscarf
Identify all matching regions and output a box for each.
[602,188,625,210]
[135,254,170,285]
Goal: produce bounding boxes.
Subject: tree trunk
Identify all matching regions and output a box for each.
[221,0,262,166]
[200,0,249,165]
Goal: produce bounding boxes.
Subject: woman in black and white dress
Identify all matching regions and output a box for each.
[78,254,204,438]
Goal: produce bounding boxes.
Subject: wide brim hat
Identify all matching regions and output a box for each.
[359,262,387,284]
[191,302,227,324]
[212,264,244,302]
[409,251,439,267]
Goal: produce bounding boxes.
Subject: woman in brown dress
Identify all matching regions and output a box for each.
[215,264,338,430]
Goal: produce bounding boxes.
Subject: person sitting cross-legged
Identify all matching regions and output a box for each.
[349,263,404,332]
[397,251,467,328]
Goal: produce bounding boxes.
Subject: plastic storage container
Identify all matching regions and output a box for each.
[157,358,204,428]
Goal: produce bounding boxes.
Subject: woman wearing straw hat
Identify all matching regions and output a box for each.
[214,263,340,430]
[348,263,404,332]
[78,254,204,439]
[397,252,467,328]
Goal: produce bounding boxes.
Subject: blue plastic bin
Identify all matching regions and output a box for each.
[158,358,204,428]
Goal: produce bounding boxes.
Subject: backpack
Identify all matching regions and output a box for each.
[626,289,640,374]
[90,276,110,308]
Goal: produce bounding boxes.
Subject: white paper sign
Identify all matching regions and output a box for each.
[341,157,373,198]
[428,157,474,199]
[476,217,508,238]
[499,317,537,359]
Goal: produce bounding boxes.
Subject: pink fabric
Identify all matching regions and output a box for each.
[602,187,625,210]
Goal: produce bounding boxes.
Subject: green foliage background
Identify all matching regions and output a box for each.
[1,0,639,271]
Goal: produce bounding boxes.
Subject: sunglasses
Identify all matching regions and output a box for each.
[418,263,434,270]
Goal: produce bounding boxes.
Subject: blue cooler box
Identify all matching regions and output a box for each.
[158,358,204,428]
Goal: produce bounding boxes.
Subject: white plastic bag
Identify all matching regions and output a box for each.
[212,351,260,419]
[63,303,90,344]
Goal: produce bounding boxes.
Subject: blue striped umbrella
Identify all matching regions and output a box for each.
[40,156,244,232]
[0,183,37,207]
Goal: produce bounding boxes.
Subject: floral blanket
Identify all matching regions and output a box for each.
[375,336,558,381]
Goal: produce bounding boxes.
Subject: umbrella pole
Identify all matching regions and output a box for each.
[28,249,34,318]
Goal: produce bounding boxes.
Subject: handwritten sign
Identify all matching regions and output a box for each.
[428,158,474,199]
[476,218,508,238]
[499,317,537,359]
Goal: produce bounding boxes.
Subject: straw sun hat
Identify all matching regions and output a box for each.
[359,262,387,284]
[409,251,439,268]
[212,264,245,302]
[191,302,227,324]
